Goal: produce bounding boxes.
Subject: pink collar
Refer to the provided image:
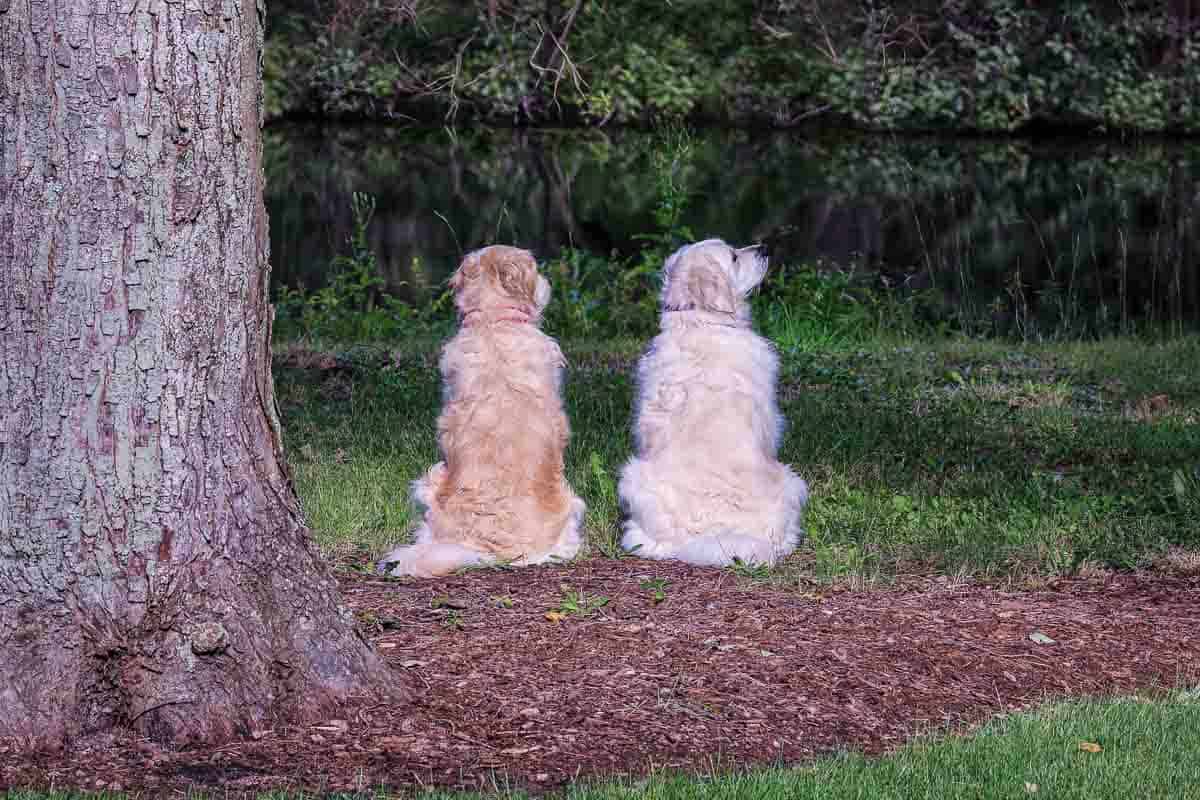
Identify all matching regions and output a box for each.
[461,306,534,327]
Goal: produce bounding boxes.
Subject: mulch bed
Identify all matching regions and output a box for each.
[4,561,1198,795]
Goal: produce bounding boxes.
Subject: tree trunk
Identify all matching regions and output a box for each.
[0,0,404,748]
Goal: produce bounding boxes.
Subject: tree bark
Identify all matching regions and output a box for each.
[0,0,404,748]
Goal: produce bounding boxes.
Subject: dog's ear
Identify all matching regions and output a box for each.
[485,252,537,304]
[448,250,483,294]
[534,274,552,311]
[732,247,769,294]
[447,263,468,293]
[498,259,536,303]
[688,262,736,314]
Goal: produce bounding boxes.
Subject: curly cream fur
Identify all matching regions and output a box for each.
[378,246,585,578]
[618,239,809,566]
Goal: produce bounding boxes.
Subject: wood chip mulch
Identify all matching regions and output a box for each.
[4,562,1198,795]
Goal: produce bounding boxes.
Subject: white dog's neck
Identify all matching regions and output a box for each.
[461,306,537,327]
[661,307,751,330]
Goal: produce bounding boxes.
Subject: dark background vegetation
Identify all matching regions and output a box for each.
[264,0,1200,133]
[263,1,1200,341]
[268,127,1200,342]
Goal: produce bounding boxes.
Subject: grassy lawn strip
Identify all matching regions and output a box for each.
[531,691,1200,800]
[275,335,1200,582]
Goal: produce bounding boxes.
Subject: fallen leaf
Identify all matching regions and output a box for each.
[1025,782,1039,794]
[1028,631,1056,645]
[1079,741,1103,753]
[544,611,566,623]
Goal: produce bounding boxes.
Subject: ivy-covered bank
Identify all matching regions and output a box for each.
[265,0,1200,133]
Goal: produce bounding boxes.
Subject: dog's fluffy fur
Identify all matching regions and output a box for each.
[618,239,809,566]
[378,246,585,578]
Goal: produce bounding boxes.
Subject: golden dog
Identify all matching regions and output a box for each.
[379,246,585,577]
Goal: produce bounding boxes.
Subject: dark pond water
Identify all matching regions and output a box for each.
[265,124,1200,329]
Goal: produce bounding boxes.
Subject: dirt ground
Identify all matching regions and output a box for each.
[3,561,1198,795]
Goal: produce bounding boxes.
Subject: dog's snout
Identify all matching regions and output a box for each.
[736,242,769,261]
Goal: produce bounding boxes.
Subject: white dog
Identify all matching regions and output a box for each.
[378,246,585,578]
[618,239,808,566]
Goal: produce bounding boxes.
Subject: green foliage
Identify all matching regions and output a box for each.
[263,0,1200,132]
[274,192,454,342]
[753,263,937,353]
[639,577,670,604]
[727,558,773,580]
[584,449,625,559]
[542,127,694,340]
[553,585,610,617]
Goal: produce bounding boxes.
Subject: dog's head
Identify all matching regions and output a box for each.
[660,238,768,321]
[448,245,552,323]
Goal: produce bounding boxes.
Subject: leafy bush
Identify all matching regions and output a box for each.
[755,265,886,351]
[274,192,454,341]
[263,0,1200,132]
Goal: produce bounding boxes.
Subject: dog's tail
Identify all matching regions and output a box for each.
[377,463,491,577]
[377,541,491,578]
[411,462,447,515]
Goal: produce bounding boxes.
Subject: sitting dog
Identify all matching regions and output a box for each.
[618,239,808,566]
[378,245,585,577]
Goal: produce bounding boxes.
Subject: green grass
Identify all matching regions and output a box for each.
[9,691,1198,798]
[520,691,1200,800]
[544,691,1200,800]
[275,334,1200,583]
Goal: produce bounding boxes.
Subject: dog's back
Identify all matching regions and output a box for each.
[618,238,808,567]
[621,324,807,565]
[634,325,782,462]
[425,325,576,558]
